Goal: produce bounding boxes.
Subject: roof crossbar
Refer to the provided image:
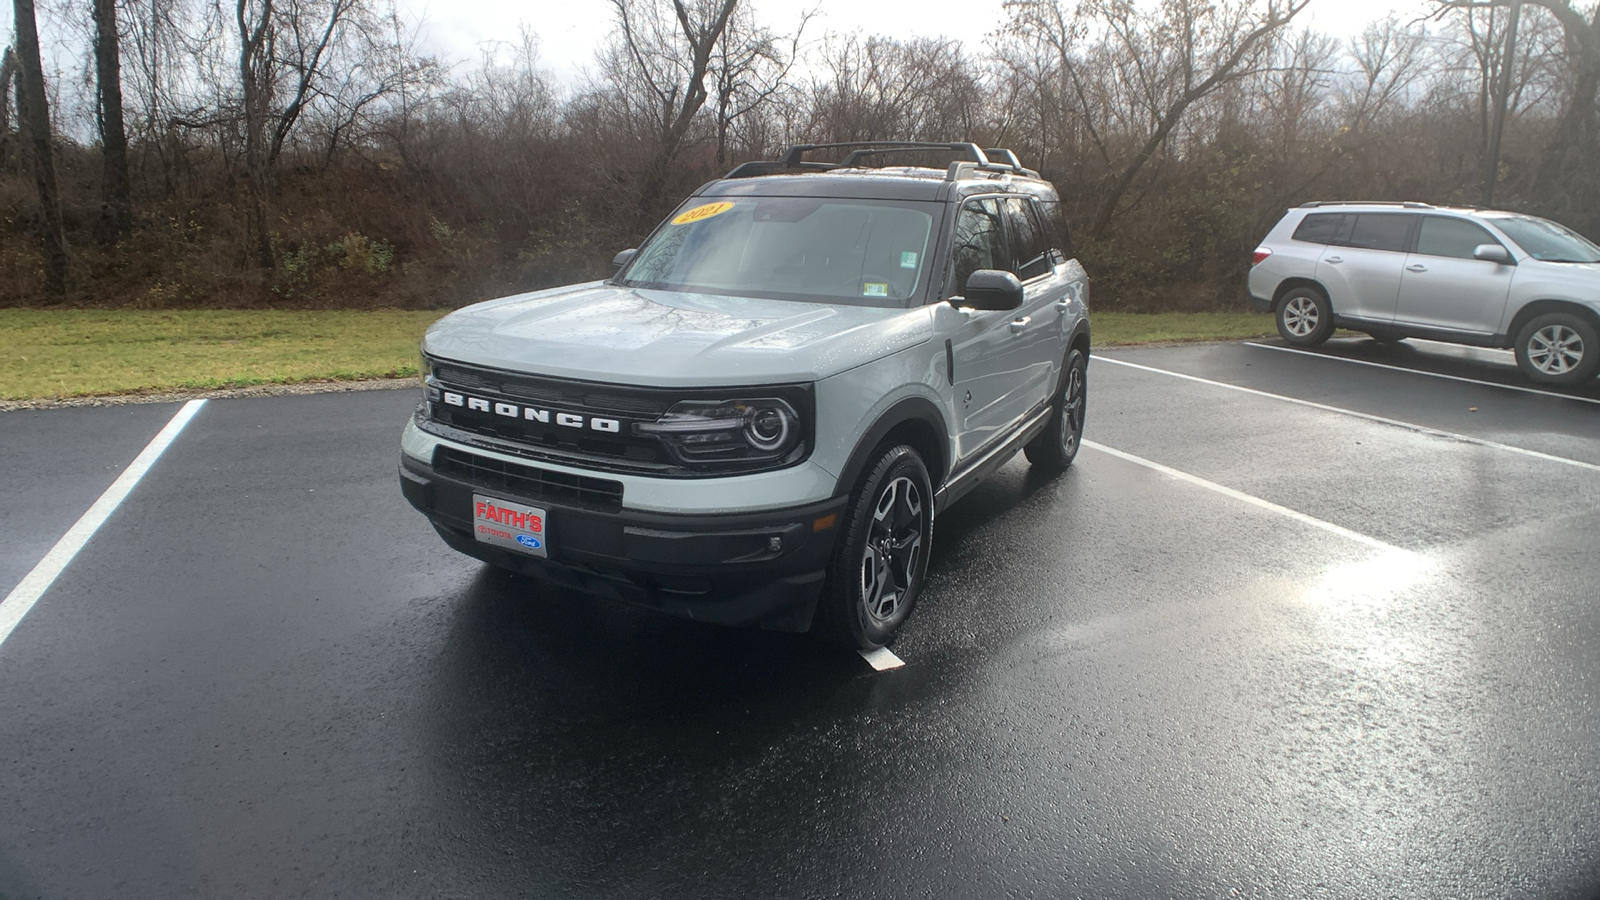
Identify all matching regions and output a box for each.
[725,141,1039,181]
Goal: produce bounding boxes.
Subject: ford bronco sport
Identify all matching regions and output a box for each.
[399,141,1091,649]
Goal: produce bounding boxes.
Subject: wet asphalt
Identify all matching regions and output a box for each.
[1,337,1598,899]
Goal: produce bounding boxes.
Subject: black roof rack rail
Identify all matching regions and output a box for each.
[724,141,1039,182]
[1299,200,1434,209]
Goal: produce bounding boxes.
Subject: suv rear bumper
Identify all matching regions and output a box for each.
[399,454,846,632]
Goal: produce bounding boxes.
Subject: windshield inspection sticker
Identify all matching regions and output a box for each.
[863,282,889,297]
[900,251,918,269]
[672,201,734,225]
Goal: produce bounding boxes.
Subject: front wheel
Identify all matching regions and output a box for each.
[1025,347,1087,471]
[1276,287,1334,346]
[1514,312,1600,385]
[820,444,934,651]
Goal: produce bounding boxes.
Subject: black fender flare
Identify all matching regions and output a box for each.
[832,396,951,499]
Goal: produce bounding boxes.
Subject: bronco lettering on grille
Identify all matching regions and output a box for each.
[439,390,622,434]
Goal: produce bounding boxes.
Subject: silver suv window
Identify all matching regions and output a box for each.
[1416,217,1500,259]
[1491,215,1600,263]
[1342,214,1413,252]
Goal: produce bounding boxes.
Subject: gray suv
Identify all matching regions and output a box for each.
[1249,201,1600,385]
[399,142,1091,649]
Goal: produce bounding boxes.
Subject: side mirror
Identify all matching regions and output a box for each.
[1474,244,1512,264]
[612,248,638,270]
[957,269,1025,311]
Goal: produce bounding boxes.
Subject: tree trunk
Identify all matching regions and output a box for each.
[94,0,133,240]
[0,47,16,136]
[12,0,69,296]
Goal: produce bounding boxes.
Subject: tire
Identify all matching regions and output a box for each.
[1276,286,1334,346]
[1025,347,1087,471]
[819,444,934,651]
[1513,312,1600,385]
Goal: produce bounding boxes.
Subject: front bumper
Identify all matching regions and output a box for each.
[400,453,846,632]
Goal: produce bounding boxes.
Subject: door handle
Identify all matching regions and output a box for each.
[1010,316,1031,333]
[1324,256,1343,264]
[1406,264,1427,272]
[1055,299,1072,311]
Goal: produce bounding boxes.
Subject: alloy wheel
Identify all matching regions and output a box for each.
[1059,362,1085,455]
[1528,324,1586,375]
[1283,295,1319,337]
[859,475,925,624]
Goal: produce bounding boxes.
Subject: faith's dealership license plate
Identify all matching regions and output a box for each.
[472,494,548,558]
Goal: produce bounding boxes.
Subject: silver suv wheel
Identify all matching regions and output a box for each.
[1527,324,1584,375]
[1275,286,1333,347]
[1514,312,1600,386]
[1282,296,1320,337]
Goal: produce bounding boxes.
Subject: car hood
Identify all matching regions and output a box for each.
[422,282,934,387]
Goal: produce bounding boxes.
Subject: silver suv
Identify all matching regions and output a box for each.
[399,142,1091,649]
[1249,202,1600,385]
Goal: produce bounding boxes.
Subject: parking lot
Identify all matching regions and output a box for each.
[2,336,1598,898]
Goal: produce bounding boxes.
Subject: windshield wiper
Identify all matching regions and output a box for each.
[1538,257,1600,264]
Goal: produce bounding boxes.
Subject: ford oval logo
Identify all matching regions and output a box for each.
[516,535,543,550]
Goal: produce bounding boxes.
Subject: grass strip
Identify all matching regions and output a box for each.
[0,309,1276,400]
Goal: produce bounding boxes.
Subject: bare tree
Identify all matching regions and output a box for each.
[95,0,134,238]
[1088,0,1311,233]
[709,5,811,168]
[236,0,362,267]
[603,0,740,224]
[12,0,69,295]
[1435,0,1600,206]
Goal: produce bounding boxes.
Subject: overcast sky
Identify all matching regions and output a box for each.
[408,0,1439,84]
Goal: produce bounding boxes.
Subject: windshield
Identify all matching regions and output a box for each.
[1491,216,1600,263]
[617,196,939,306]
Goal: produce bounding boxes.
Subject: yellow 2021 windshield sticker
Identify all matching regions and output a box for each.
[672,202,734,225]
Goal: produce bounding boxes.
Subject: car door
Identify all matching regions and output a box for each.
[1395,216,1515,336]
[1001,196,1071,414]
[1314,213,1415,325]
[943,197,1038,462]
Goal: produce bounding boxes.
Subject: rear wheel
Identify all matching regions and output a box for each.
[1025,347,1087,471]
[820,444,933,651]
[1276,286,1334,346]
[1514,312,1600,385]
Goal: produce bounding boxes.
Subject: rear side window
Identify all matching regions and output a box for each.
[1293,213,1345,244]
[1005,198,1052,281]
[1415,217,1499,259]
[1033,198,1075,259]
[1342,214,1414,252]
[951,199,1012,296]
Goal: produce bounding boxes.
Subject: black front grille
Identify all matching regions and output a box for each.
[426,362,677,472]
[435,447,624,513]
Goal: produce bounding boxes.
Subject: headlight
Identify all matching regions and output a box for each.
[636,398,804,467]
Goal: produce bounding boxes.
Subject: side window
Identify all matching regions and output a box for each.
[1293,213,1345,244]
[1416,217,1499,260]
[1341,214,1414,252]
[1005,198,1052,281]
[1034,198,1075,259]
[950,198,1012,297]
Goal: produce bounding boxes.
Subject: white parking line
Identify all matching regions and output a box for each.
[1242,341,1600,406]
[0,400,206,651]
[1082,440,1410,556]
[1093,356,1600,476]
[859,647,905,671]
